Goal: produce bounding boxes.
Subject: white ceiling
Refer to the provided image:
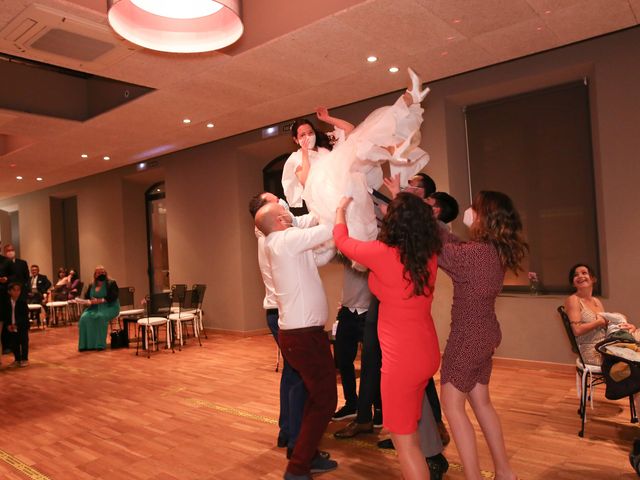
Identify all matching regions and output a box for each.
[0,0,638,199]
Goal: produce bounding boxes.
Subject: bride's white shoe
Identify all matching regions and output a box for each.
[407,67,430,104]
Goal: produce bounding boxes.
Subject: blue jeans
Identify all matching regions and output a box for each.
[267,310,306,449]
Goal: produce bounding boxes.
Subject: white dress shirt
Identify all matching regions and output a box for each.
[265,224,333,330]
[256,213,318,310]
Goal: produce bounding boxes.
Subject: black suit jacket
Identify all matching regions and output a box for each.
[12,258,29,289]
[0,297,29,328]
[30,274,52,295]
[0,255,15,297]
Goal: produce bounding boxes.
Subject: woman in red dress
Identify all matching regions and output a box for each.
[438,191,528,480]
[334,192,442,480]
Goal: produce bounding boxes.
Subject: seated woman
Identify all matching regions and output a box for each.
[78,266,120,351]
[67,269,81,299]
[564,263,639,365]
[49,267,70,302]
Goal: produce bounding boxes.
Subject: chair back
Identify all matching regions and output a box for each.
[171,284,187,305]
[192,284,207,309]
[557,305,589,367]
[146,292,172,317]
[71,281,84,299]
[118,286,135,309]
[182,289,197,310]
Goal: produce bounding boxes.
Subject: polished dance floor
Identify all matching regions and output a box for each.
[0,326,636,479]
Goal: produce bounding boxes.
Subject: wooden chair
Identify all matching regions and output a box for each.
[558,305,637,436]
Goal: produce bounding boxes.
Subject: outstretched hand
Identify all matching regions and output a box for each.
[315,107,331,123]
[338,196,353,210]
[383,173,401,198]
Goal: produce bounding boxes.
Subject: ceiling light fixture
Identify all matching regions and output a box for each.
[81,154,88,158]
[367,56,378,63]
[206,123,215,128]
[16,176,23,180]
[107,0,244,53]
[36,177,43,182]
[103,156,111,161]
[389,66,399,73]
[183,118,192,124]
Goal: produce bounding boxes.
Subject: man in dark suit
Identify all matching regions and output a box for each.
[4,244,29,297]
[2,282,30,367]
[0,245,15,354]
[27,264,51,305]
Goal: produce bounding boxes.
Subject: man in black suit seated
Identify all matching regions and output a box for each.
[4,244,29,298]
[27,264,51,305]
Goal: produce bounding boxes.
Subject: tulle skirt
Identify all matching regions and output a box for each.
[302,95,430,243]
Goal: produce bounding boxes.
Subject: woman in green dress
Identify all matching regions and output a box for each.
[78,266,120,351]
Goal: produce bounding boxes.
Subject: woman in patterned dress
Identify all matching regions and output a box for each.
[438,191,527,480]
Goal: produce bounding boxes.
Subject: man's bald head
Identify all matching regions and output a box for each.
[255,202,288,236]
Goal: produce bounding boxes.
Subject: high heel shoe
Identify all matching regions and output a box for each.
[407,67,430,103]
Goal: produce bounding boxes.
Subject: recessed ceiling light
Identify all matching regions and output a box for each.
[453,19,461,24]
[36,177,43,182]
[9,163,16,168]
[536,26,543,31]
[103,156,111,161]
[206,123,214,128]
[183,118,192,124]
[441,51,449,56]
[389,66,399,73]
[544,10,552,14]
[81,154,88,158]
[16,176,23,180]
[446,36,456,40]
[367,55,378,63]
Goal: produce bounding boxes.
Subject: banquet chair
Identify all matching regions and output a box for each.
[192,284,207,339]
[168,289,201,350]
[117,286,144,342]
[558,305,637,437]
[136,292,174,358]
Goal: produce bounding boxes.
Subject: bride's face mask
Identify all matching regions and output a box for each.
[296,124,316,149]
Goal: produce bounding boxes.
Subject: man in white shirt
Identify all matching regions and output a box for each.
[255,202,337,480]
[248,192,315,454]
[332,265,371,422]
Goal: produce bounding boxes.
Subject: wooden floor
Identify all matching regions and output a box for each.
[0,326,637,480]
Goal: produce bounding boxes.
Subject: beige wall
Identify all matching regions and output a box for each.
[1,28,638,364]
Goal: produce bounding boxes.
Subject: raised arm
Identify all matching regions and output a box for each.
[316,107,354,135]
[283,224,333,255]
[564,295,606,337]
[334,197,385,271]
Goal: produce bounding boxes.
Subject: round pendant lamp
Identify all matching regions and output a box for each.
[107,0,243,53]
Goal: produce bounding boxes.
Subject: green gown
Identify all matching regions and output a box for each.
[78,284,120,351]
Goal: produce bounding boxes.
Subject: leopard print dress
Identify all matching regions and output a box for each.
[437,231,505,393]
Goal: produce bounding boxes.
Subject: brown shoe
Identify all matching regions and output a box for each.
[437,421,450,446]
[334,420,373,439]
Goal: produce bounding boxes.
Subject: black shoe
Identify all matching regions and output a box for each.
[287,448,330,460]
[283,473,311,480]
[277,434,288,448]
[427,453,449,480]
[310,454,338,474]
[373,408,383,428]
[377,438,394,450]
[332,404,357,421]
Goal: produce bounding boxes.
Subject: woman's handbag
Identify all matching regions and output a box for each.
[110,329,129,349]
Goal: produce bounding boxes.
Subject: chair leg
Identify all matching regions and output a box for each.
[136,326,141,356]
[631,396,639,424]
[579,370,588,437]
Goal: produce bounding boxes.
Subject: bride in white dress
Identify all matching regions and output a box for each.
[282,68,431,244]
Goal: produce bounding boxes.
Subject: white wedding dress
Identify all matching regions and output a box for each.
[281,94,430,245]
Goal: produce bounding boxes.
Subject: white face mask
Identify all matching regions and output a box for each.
[462,207,476,228]
[299,134,316,150]
[277,198,290,210]
[5,251,15,259]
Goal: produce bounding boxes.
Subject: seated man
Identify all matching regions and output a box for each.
[27,264,51,305]
[255,202,337,480]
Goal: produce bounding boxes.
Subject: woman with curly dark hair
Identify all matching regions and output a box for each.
[334,192,442,480]
[439,190,527,480]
